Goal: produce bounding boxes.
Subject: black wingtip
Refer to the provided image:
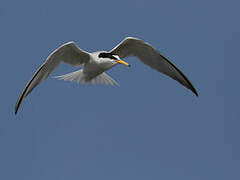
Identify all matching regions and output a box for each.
[192,88,199,97]
[14,104,19,115]
[187,83,198,97]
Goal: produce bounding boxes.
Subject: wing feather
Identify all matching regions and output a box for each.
[111,37,198,96]
[15,41,90,114]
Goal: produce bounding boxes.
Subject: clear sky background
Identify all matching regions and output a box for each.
[0,0,238,179]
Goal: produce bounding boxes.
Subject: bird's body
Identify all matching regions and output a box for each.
[83,52,117,79]
[54,51,124,85]
[15,37,198,114]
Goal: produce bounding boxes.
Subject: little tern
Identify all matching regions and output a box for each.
[15,37,198,114]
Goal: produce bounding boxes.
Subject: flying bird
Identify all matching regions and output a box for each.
[15,37,198,114]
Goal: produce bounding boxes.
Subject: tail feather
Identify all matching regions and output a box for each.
[54,69,85,83]
[54,69,119,86]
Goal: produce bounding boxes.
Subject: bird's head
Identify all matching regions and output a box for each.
[98,52,130,67]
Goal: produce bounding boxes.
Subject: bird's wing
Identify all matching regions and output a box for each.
[110,37,198,96]
[15,41,90,114]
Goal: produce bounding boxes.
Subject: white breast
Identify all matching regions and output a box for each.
[83,52,116,79]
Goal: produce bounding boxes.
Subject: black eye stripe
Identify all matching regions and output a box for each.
[98,52,117,60]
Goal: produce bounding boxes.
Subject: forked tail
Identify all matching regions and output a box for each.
[54,69,119,86]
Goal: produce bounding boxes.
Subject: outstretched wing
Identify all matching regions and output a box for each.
[111,37,198,96]
[15,41,90,114]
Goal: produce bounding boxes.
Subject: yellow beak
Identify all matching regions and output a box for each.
[116,59,130,67]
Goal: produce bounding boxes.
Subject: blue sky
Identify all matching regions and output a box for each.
[0,0,238,179]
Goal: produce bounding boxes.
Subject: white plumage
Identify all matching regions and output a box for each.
[15,37,198,114]
[55,69,119,86]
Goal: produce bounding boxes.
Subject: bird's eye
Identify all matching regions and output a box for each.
[98,52,117,60]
